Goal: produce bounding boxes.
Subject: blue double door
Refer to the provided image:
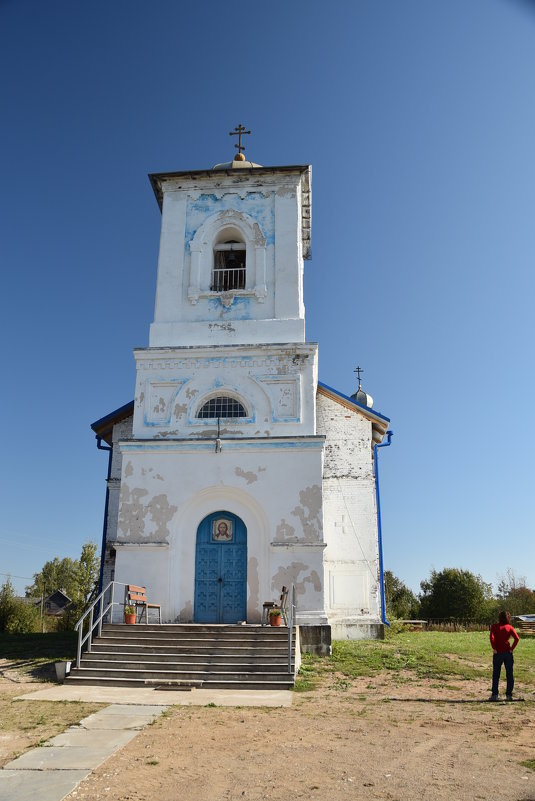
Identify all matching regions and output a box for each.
[194,511,247,624]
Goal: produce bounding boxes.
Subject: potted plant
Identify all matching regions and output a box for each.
[124,605,136,625]
[269,608,282,627]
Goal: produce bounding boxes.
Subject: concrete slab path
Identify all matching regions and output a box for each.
[0,769,91,801]
[0,703,168,801]
[16,684,293,707]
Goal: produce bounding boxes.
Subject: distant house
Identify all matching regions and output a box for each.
[514,614,535,636]
[35,589,72,617]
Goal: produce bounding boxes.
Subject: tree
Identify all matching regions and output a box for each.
[65,542,100,626]
[25,542,100,630]
[419,568,494,622]
[384,571,420,619]
[496,569,535,617]
[0,577,17,631]
[25,556,78,601]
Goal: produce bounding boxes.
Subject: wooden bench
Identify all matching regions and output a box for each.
[262,586,288,626]
[125,584,162,624]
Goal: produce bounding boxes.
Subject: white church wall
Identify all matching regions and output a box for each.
[132,343,318,440]
[112,543,170,624]
[316,392,381,626]
[149,169,308,347]
[114,437,326,624]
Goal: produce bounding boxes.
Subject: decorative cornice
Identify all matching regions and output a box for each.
[119,436,325,454]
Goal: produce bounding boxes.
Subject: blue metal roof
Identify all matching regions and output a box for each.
[91,401,135,443]
[317,380,390,423]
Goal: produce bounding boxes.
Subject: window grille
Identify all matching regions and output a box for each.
[212,242,246,292]
[197,396,247,419]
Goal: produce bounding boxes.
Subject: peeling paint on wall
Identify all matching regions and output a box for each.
[248,556,259,614]
[118,483,177,542]
[235,467,258,484]
[208,322,236,332]
[271,562,322,595]
[124,462,134,478]
[148,494,178,540]
[185,192,275,251]
[291,484,322,541]
[179,600,193,623]
[173,403,188,418]
[274,518,297,542]
[118,483,149,538]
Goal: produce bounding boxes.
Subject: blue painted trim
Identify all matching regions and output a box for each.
[95,438,112,598]
[120,438,325,453]
[374,431,393,626]
[318,380,390,422]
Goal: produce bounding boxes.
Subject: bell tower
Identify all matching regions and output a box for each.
[148,150,311,348]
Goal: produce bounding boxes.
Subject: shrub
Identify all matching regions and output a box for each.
[5,600,41,633]
[0,578,17,631]
[0,579,41,633]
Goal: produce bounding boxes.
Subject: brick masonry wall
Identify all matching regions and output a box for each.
[101,415,133,590]
[316,392,380,619]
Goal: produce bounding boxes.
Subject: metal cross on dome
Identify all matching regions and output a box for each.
[229,124,251,155]
[354,365,364,388]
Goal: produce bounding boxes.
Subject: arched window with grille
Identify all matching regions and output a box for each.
[197,395,248,419]
[212,239,246,292]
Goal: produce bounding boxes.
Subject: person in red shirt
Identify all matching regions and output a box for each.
[489,610,520,701]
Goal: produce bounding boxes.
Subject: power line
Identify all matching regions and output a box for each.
[0,571,33,580]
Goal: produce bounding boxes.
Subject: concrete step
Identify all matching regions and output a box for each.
[84,651,291,664]
[102,624,290,637]
[90,641,289,656]
[67,673,294,690]
[78,658,293,673]
[97,630,289,638]
[71,666,293,680]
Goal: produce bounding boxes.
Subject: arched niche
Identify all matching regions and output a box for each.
[188,209,267,304]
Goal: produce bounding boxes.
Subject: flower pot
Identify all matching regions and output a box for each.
[269,615,282,627]
[124,613,136,625]
[55,661,72,683]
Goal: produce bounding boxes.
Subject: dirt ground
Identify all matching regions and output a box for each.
[0,661,101,767]
[58,673,534,801]
[1,660,534,801]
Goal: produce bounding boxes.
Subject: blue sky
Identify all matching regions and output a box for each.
[1,0,533,598]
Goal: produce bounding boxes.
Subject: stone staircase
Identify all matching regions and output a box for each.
[67,623,297,690]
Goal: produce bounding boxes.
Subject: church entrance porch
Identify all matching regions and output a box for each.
[194,511,247,623]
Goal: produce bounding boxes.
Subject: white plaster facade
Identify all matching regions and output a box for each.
[92,159,390,640]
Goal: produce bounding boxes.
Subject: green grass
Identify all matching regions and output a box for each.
[296,631,535,688]
[0,632,78,661]
[0,631,79,682]
[520,759,535,771]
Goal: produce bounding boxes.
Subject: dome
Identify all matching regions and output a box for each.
[351,388,374,408]
[212,158,263,170]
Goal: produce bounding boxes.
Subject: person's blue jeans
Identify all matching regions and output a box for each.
[492,651,514,696]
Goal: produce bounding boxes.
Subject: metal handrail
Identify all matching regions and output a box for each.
[287,584,296,674]
[73,580,128,668]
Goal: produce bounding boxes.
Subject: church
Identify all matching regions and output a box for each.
[91,132,391,646]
